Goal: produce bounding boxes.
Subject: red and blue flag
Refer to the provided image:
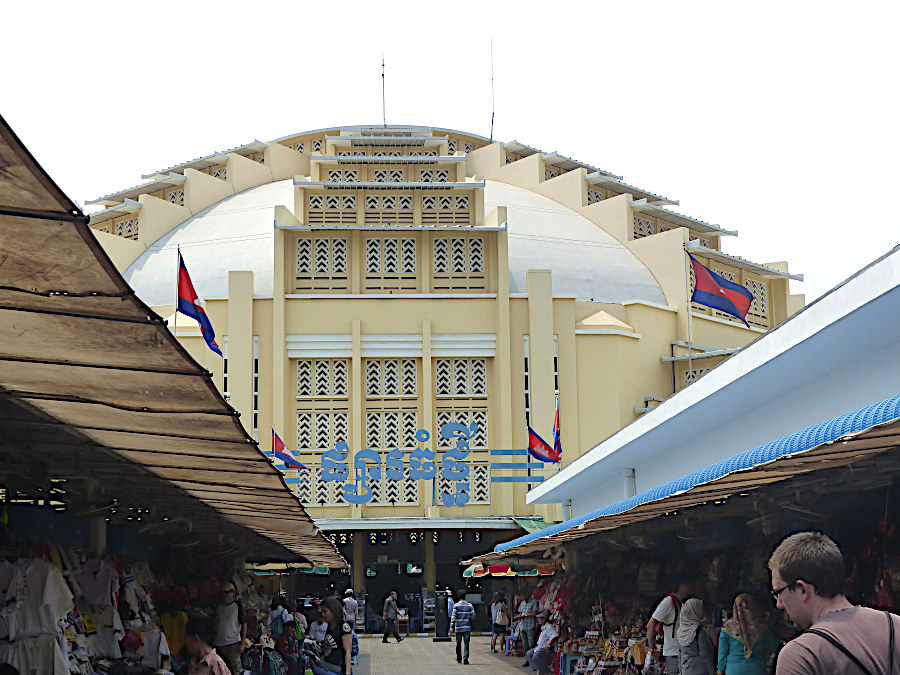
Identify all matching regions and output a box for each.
[552,401,562,459]
[688,253,754,327]
[177,252,222,356]
[528,426,561,463]
[271,429,306,470]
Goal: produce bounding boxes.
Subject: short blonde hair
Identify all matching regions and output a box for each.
[768,531,845,598]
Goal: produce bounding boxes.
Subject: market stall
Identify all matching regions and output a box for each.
[466,396,900,673]
[0,115,345,673]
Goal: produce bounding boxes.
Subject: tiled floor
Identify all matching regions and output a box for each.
[354,634,529,674]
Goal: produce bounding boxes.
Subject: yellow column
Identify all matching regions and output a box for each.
[556,300,580,458]
[422,231,433,294]
[425,530,436,590]
[494,228,514,515]
[351,319,363,518]
[350,231,361,294]
[422,320,439,517]
[228,271,254,433]
[353,536,364,594]
[273,228,287,435]
[526,270,556,518]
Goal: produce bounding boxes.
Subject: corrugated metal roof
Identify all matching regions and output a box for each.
[632,199,737,236]
[586,173,677,206]
[142,153,228,181]
[686,240,803,280]
[87,198,141,225]
[88,173,186,207]
[467,394,900,564]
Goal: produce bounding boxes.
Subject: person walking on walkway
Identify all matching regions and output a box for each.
[450,589,476,665]
[491,592,510,653]
[516,591,540,667]
[343,589,358,627]
[381,590,404,643]
[769,531,900,674]
[717,593,776,675]
[526,610,558,675]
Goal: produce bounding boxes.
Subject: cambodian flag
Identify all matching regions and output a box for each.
[271,429,306,470]
[552,401,562,459]
[528,426,561,463]
[688,253,754,327]
[177,252,222,356]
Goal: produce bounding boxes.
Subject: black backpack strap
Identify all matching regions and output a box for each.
[886,611,894,674]
[804,629,873,675]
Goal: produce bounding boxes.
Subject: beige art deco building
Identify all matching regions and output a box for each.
[87,124,802,601]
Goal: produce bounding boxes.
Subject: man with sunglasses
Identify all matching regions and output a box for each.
[768,531,899,674]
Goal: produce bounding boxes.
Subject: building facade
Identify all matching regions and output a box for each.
[87,124,802,601]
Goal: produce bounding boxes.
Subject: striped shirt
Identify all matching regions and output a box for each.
[450,600,476,633]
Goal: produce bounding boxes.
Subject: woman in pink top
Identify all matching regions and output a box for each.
[184,615,232,675]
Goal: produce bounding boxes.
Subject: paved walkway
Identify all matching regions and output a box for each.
[354,635,528,674]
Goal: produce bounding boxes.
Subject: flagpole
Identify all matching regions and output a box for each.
[174,245,179,339]
[683,245,693,381]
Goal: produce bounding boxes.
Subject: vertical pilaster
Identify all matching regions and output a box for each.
[273,229,287,435]
[228,271,254,432]
[425,531,436,591]
[422,230,433,294]
[494,230,514,515]
[353,536,364,595]
[526,270,556,520]
[351,319,363,519]
[526,270,555,443]
[422,319,437,515]
[351,231,361,294]
[556,299,580,457]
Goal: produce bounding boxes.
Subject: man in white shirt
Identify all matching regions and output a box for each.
[646,578,693,675]
[214,583,247,675]
[526,610,557,675]
[342,589,358,627]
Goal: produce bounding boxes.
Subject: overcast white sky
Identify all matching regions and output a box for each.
[5,1,898,301]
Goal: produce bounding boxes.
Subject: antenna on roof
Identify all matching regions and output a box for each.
[489,40,495,141]
[382,52,387,128]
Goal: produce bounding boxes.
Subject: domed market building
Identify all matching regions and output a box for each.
[87,124,802,620]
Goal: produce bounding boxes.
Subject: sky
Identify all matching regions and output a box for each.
[4,1,898,301]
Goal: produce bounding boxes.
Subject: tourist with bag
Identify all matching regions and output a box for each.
[491,592,510,654]
[768,531,900,674]
[647,576,693,674]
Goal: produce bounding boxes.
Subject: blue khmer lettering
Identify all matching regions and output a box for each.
[319,425,475,506]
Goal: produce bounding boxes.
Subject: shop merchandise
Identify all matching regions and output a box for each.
[0,544,272,675]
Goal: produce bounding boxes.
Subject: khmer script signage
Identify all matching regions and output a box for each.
[319,422,477,506]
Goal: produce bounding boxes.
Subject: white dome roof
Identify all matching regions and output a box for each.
[485,181,664,303]
[124,179,665,306]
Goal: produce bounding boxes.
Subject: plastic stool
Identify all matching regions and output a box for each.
[505,635,524,656]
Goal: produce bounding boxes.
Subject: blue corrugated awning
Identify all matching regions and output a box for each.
[482,394,900,560]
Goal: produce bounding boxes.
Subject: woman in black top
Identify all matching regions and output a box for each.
[312,596,352,675]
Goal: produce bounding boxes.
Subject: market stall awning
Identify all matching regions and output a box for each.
[511,516,552,533]
[0,114,345,568]
[463,394,900,565]
[462,563,556,577]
